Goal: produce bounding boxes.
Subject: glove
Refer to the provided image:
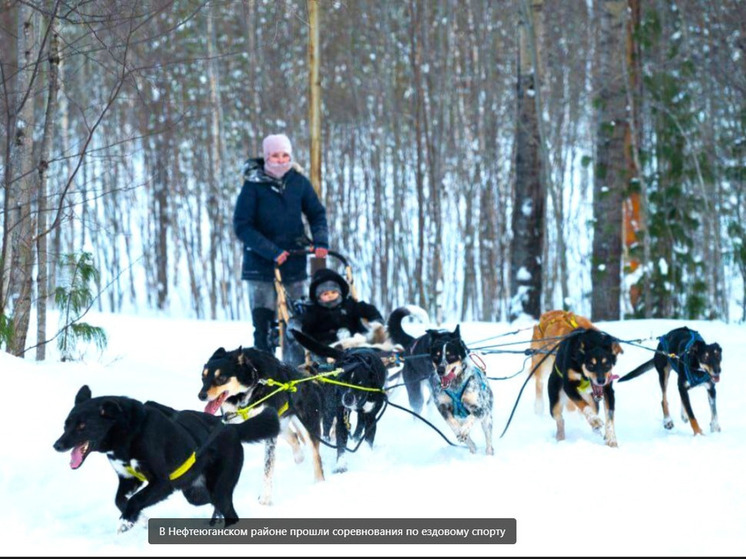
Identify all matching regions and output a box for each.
[275,251,289,265]
[314,247,328,259]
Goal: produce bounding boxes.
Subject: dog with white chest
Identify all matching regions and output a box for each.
[429,326,494,455]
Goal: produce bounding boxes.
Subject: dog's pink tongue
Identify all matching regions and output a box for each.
[70,444,85,469]
[441,372,456,388]
[204,391,228,415]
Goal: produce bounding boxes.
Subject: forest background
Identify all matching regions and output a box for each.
[1,0,745,361]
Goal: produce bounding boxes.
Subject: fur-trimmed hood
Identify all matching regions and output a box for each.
[242,157,305,184]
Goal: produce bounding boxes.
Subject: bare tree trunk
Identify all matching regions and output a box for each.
[621,0,643,314]
[206,6,223,320]
[591,0,626,321]
[155,148,170,311]
[510,0,545,321]
[408,0,427,311]
[36,19,60,360]
[5,5,39,355]
[308,0,322,197]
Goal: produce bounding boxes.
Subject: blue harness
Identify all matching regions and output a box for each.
[444,364,488,418]
[659,330,709,388]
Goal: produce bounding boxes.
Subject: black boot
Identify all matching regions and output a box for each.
[251,307,276,353]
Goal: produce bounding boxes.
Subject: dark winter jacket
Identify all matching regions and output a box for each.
[233,158,329,282]
[300,269,383,346]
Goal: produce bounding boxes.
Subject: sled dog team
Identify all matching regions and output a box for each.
[54,307,723,530]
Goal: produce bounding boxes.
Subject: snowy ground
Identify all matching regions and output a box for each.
[2,312,744,557]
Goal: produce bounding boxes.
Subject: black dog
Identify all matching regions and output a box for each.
[547,328,620,447]
[428,327,494,454]
[291,328,388,474]
[198,346,325,506]
[53,385,279,532]
[617,326,722,435]
[388,305,463,414]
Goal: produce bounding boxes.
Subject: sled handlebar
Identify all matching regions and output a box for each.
[282,247,351,268]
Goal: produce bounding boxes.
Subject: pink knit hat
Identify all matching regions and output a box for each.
[262,134,292,159]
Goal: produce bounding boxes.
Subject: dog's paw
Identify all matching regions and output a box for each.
[333,457,348,474]
[582,408,603,432]
[710,421,721,433]
[604,430,618,447]
[117,518,136,534]
[663,417,674,430]
[258,495,272,506]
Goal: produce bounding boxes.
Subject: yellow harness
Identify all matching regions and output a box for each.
[125,451,196,483]
[231,369,385,422]
[554,363,590,393]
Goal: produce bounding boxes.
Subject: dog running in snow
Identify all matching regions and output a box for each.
[53,385,279,532]
[547,328,620,447]
[617,326,722,435]
[427,325,494,455]
[387,305,455,414]
[291,328,389,473]
[530,310,623,415]
[197,346,325,505]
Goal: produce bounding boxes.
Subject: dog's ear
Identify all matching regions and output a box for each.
[691,340,706,356]
[99,399,123,419]
[75,385,92,405]
[453,324,461,337]
[210,347,227,360]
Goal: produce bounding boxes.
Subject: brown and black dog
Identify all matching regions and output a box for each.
[617,326,722,435]
[197,346,325,506]
[531,310,623,414]
[547,328,621,447]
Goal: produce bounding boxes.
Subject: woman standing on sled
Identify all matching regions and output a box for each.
[233,133,329,353]
[299,268,385,347]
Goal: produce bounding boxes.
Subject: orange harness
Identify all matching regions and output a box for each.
[537,311,580,337]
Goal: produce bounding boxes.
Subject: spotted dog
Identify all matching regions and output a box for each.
[428,325,494,455]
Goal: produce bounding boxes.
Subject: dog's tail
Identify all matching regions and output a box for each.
[290,328,345,360]
[387,305,430,347]
[617,359,655,383]
[231,407,281,443]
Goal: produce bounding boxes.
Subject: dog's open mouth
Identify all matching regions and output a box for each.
[70,441,90,469]
[591,374,619,400]
[204,390,229,415]
[440,363,462,388]
[591,383,605,400]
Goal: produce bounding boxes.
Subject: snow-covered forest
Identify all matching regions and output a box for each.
[1,1,745,360]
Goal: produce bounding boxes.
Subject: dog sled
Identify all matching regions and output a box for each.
[270,245,360,365]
